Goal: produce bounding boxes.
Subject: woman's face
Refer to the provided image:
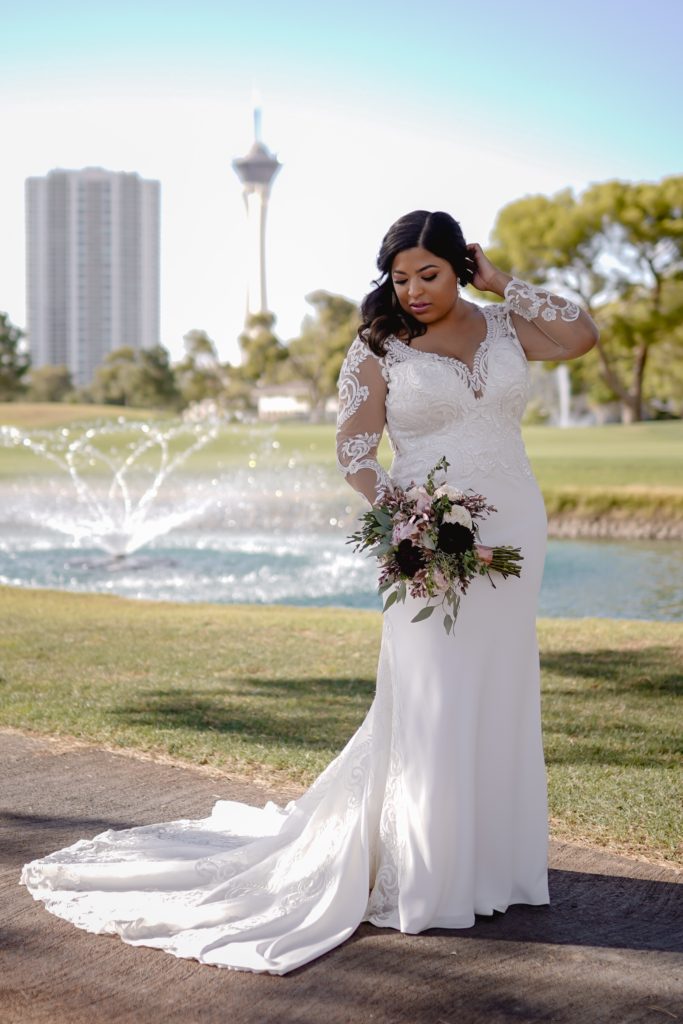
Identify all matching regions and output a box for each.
[391,247,459,324]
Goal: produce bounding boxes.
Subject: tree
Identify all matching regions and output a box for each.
[136,346,182,410]
[25,365,74,403]
[0,312,30,401]
[284,291,359,421]
[237,312,287,385]
[89,345,181,410]
[175,330,226,407]
[487,176,683,421]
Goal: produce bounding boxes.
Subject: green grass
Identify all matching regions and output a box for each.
[1,586,680,865]
[523,421,683,489]
[2,405,681,486]
[3,410,681,528]
[0,402,164,429]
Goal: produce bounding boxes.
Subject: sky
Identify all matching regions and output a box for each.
[2,0,682,365]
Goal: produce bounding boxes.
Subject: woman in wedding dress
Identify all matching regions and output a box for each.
[21,210,598,975]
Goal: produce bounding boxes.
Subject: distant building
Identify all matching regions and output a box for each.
[253,382,311,420]
[252,382,338,422]
[26,167,160,386]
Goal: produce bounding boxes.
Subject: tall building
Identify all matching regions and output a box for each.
[26,167,160,386]
[232,110,282,321]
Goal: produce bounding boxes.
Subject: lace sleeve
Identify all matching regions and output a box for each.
[504,277,580,324]
[336,337,393,506]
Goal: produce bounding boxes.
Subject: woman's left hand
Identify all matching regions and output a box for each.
[466,243,510,296]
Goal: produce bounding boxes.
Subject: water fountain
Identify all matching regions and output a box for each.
[1,418,222,558]
[0,417,680,620]
[0,415,372,606]
[555,364,573,428]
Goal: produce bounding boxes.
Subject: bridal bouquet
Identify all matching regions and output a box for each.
[348,457,523,635]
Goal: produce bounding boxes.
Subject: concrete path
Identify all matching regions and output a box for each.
[2,730,681,1024]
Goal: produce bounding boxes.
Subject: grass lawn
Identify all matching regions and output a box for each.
[2,404,682,487]
[1,585,680,866]
[0,402,164,429]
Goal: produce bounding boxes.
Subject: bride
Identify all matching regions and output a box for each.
[21,210,598,975]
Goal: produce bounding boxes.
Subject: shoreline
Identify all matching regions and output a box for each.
[547,515,682,541]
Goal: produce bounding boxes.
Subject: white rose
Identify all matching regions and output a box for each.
[434,484,465,502]
[442,505,473,530]
[405,485,432,512]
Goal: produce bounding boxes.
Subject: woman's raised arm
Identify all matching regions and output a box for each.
[468,242,599,361]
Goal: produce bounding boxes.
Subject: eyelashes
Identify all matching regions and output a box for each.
[393,275,437,285]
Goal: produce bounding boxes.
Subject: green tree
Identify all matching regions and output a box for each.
[89,345,181,410]
[487,176,683,421]
[237,312,287,385]
[25,365,74,403]
[136,346,182,409]
[284,291,359,421]
[0,312,30,401]
[175,330,226,407]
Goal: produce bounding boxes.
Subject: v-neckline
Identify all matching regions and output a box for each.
[389,307,492,379]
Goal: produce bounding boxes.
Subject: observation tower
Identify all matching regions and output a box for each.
[232,109,282,320]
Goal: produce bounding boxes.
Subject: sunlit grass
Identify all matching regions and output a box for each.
[2,409,681,525]
[1,586,680,864]
[0,402,163,429]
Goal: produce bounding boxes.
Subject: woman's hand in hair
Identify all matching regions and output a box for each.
[466,243,511,297]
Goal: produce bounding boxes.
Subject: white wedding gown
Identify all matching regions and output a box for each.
[21,280,576,974]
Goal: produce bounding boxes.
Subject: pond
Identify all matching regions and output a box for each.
[1,525,680,622]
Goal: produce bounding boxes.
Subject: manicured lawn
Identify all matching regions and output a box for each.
[0,402,163,429]
[3,410,681,525]
[1,586,680,865]
[3,406,681,487]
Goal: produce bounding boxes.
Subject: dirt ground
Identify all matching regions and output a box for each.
[2,730,681,1024]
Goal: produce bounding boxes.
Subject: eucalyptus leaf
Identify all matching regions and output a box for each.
[411,604,435,623]
[373,509,393,528]
[383,590,399,612]
[443,613,454,634]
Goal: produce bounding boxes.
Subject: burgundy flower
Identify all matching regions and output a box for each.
[395,539,426,577]
[437,522,475,555]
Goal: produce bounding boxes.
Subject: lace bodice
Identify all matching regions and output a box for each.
[336,278,580,502]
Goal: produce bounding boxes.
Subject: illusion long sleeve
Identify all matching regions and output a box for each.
[336,337,393,506]
[503,277,581,325]
[502,276,598,356]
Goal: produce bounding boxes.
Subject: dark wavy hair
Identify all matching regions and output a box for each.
[359,210,474,356]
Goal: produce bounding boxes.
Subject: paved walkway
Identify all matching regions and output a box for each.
[2,730,681,1024]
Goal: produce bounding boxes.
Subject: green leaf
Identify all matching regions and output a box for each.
[411,604,435,623]
[443,613,454,634]
[383,590,399,612]
[373,508,393,528]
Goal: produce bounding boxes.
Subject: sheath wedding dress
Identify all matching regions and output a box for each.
[21,279,579,975]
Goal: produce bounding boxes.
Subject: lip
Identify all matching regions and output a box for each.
[410,303,431,312]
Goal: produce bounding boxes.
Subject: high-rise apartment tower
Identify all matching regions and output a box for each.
[26,167,160,386]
